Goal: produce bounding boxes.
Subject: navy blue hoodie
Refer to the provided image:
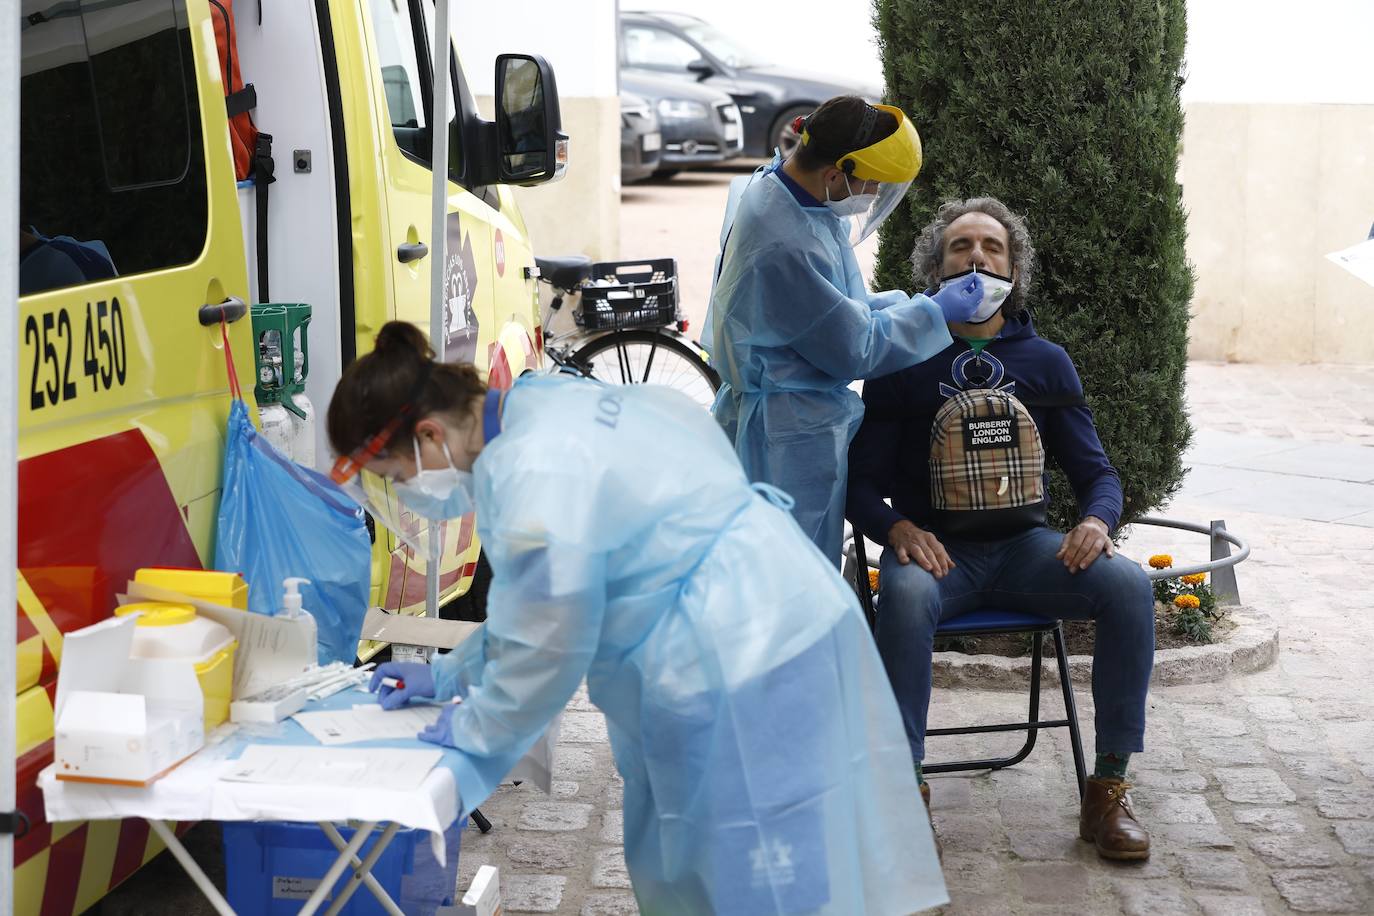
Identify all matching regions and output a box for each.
[846,311,1123,544]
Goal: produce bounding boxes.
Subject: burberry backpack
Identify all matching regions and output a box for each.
[929,387,1048,539]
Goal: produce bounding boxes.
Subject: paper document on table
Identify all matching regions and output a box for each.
[1326,238,1374,289]
[292,704,444,746]
[220,745,442,790]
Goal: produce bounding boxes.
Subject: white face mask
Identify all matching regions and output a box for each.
[393,435,476,521]
[938,267,1014,324]
[824,174,876,218]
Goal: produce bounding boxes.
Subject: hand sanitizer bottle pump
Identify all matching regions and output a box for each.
[278,577,318,664]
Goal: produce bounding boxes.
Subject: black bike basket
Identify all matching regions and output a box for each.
[576,258,678,331]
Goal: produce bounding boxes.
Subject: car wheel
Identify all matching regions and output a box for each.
[651,168,681,180]
[772,105,813,159]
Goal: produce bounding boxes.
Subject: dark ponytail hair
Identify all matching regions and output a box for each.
[327,321,487,460]
[792,95,898,173]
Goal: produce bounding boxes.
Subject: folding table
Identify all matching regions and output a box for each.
[39,688,558,916]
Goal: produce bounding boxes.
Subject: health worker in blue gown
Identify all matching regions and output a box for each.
[707,95,986,564]
[327,322,947,916]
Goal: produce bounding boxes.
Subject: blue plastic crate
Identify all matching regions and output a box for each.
[222,818,463,916]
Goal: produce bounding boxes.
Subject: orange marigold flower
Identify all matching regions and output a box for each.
[868,570,880,591]
[1148,554,1173,569]
[1182,573,1206,586]
[1174,594,1201,609]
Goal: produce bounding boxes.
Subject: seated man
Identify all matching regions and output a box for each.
[846,197,1155,861]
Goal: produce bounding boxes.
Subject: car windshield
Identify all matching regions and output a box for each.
[670,19,771,69]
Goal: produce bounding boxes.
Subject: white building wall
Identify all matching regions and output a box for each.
[452,1,621,262]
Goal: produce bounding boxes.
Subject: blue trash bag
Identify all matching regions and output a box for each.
[214,399,371,664]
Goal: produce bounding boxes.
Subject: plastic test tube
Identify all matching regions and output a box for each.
[379,677,404,690]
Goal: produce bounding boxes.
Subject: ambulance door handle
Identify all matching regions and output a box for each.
[397,242,429,263]
[198,296,248,326]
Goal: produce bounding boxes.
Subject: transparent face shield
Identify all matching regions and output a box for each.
[331,413,446,567]
[849,177,912,246]
[337,468,443,567]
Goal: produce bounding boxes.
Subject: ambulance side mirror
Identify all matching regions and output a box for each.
[494,54,568,186]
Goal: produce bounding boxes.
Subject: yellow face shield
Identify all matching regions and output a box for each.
[800,104,923,245]
[837,105,922,184]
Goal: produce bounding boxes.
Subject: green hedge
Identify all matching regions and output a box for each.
[874,0,1195,530]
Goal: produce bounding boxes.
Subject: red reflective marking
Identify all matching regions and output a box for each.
[109,817,152,889]
[39,637,57,685]
[38,822,87,916]
[486,342,513,392]
[18,430,202,645]
[17,606,38,642]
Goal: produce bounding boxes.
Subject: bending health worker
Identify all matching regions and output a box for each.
[708,96,986,563]
[327,323,946,915]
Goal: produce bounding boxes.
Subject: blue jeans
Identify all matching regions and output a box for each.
[875,526,1155,761]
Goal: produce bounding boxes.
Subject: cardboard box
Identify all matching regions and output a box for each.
[359,607,480,651]
[54,615,205,786]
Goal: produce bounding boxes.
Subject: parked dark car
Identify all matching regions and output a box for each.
[620,91,662,184]
[620,10,882,159]
[619,70,743,178]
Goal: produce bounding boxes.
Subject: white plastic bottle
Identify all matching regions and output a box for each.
[278,577,318,664]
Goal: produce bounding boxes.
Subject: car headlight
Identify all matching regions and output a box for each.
[657,99,709,119]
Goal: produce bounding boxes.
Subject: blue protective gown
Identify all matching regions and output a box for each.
[708,165,952,563]
[431,374,946,915]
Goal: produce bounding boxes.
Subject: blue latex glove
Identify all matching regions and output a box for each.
[369,661,435,710]
[418,704,457,747]
[930,272,985,324]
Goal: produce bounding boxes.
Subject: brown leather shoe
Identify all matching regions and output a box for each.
[1079,777,1151,861]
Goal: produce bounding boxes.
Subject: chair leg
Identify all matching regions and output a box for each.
[1053,625,1088,799]
[996,630,1044,769]
[470,808,493,833]
[924,631,1045,776]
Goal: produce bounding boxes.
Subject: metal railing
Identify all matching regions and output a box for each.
[1133,516,1250,605]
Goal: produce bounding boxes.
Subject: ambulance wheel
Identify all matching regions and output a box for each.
[573,330,720,410]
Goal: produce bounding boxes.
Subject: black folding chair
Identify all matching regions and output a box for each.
[849,535,1087,797]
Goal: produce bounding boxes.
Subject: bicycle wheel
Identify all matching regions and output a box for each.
[572,329,720,409]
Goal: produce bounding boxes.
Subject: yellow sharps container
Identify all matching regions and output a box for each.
[134,567,249,609]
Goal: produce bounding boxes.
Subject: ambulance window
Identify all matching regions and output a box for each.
[419,0,465,184]
[19,0,207,295]
[372,0,464,182]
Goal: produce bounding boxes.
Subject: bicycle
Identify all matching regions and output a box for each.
[534,255,721,408]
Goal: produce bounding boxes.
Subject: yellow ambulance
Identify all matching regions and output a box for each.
[14,0,562,911]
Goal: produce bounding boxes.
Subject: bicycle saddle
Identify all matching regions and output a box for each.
[535,255,593,290]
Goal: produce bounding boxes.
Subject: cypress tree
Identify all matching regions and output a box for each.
[874,0,1195,529]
